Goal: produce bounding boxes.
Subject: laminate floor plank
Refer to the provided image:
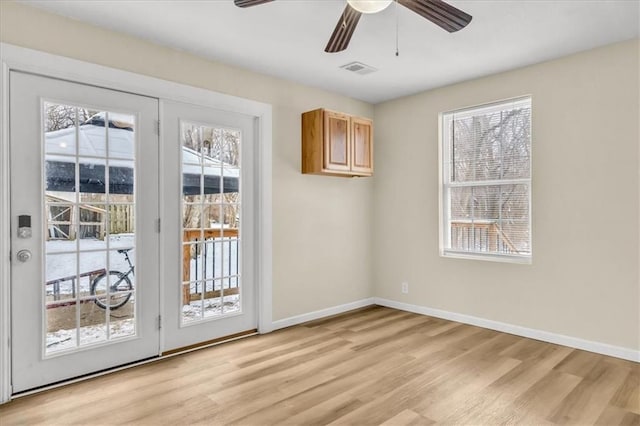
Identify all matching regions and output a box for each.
[303,306,382,330]
[379,409,435,426]
[610,367,640,414]
[548,359,631,424]
[235,351,416,424]
[595,406,640,426]
[414,356,522,422]
[553,350,603,378]
[440,346,573,425]
[1,306,637,426]
[510,369,583,423]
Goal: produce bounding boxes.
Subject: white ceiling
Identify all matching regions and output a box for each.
[20,0,640,104]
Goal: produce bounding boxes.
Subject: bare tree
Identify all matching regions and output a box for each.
[181,124,241,229]
[450,107,531,252]
[45,104,98,132]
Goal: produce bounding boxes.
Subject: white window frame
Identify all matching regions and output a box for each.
[439,96,532,264]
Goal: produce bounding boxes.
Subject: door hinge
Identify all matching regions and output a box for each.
[157,315,162,330]
[156,218,161,233]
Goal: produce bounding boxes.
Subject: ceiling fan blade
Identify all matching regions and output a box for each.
[325,5,362,53]
[398,0,472,32]
[234,0,275,8]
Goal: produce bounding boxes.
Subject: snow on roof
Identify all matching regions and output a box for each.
[45,116,239,178]
[45,123,132,160]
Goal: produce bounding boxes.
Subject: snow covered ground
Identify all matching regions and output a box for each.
[183,294,241,323]
[45,234,239,296]
[46,234,135,299]
[47,293,241,353]
[47,319,135,353]
[45,234,241,353]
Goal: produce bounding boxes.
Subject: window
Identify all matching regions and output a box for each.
[440,97,532,263]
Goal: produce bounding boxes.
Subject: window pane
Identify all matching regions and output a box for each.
[78,112,106,157]
[107,113,135,159]
[501,184,529,221]
[451,104,531,182]
[45,203,76,249]
[44,103,78,155]
[443,97,531,261]
[222,129,241,168]
[79,300,107,346]
[450,187,472,220]
[500,220,531,255]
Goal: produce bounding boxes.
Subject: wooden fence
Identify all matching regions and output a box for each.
[108,205,134,234]
[46,195,134,240]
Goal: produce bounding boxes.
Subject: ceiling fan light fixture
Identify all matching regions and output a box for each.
[346,0,393,14]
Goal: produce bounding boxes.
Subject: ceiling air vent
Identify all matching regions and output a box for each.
[340,61,377,76]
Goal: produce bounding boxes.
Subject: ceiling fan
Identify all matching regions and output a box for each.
[234,0,472,53]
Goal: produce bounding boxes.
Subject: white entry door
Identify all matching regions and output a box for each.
[10,72,160,392]
[161,100,257,352]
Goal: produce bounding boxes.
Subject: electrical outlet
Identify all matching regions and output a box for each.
[401,282,409,294]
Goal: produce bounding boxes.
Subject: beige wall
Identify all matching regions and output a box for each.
[2,2,638,351]
[0,1,374,321]
[373,39,640,350]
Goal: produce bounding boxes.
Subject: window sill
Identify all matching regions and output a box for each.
[441,250,532,265]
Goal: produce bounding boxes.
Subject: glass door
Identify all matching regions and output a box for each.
[161,101,256,352]
[10,72,160,392]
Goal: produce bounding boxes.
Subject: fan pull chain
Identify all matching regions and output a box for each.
[395,0,400,56]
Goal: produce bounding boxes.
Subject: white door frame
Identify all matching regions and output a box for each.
[0,42,273,404]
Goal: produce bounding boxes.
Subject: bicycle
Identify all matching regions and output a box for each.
[90,248,134,310]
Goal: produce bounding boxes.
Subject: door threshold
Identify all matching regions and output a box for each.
[12,329,258,400]
[162,329,258,356]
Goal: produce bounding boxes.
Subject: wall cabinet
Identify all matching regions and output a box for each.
[302,108,373,177]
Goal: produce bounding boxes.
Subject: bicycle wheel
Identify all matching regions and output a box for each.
[90,271,133,310]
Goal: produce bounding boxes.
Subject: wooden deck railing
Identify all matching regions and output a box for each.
[45,268,106,309]
[450,220,519,254]
[182,228,240,306]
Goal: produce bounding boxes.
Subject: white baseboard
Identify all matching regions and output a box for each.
[271,298,376,331]
[374,297,640,363]
[269,297,639,362]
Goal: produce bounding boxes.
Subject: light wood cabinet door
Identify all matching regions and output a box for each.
[323,110,351,172]
[301,108,373,177]
[351,117,373,175]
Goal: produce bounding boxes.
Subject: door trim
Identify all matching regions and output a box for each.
[0,42,273,404]
[0,58,11,403]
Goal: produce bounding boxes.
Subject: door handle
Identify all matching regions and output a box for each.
[16,250,32,263]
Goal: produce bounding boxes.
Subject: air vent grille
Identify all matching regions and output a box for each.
[340,61,377,75]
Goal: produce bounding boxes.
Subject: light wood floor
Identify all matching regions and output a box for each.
[1,306,638,425]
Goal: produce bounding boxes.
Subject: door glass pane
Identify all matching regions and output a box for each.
[79,300,107,346]
[78,251,106,297]
[45,253,77,304]
[43,104,137,355]
[107,113,135,159]
[78,204,106,250]
[45,203,76,251]
[181,121,242,324]
[203,279,222,319]
[77,112,106,157]
[109,161,135,202]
